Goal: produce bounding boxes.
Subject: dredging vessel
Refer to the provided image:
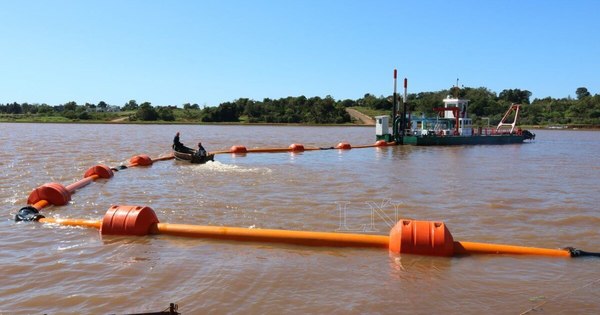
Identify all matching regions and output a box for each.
[376,70,535,145]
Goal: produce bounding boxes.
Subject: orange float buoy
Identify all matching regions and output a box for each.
[388,219,455,257]
[129,154,153,166]
[27,183,71,207]
[374,140,388,147]
[336,142,352,150]
[83,165,114,179]
[288,143,305,152]
[230,145,248,154]
[100,205,159,236]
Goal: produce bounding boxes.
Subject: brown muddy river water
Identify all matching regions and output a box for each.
[1,123,599,314]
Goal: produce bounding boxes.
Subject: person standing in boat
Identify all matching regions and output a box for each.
[195,142,207,157]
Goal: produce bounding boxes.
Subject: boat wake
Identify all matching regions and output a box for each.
[190,160,272,174]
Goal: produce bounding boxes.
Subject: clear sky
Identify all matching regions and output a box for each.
[1,0,598,107]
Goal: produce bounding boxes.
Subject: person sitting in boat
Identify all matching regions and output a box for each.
[195,142,207,157]
[173,132,193,153]
[173,132,183,150]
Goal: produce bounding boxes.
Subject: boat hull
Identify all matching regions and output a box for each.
[173,150,215,164]
[402,134,525,146]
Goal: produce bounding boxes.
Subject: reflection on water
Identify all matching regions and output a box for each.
[1,123,599,313]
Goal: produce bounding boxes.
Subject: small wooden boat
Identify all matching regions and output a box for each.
[173,149,214,164]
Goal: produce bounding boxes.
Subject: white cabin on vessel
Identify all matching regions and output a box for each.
[375,115,389,136]
[406,96,474,137]
[375,115,392,141]
[442,96,472,136]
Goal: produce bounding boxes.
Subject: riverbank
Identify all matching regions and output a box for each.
[0,119,374,127]
[2,112,599,130]
[523,124,600,130]
[2,120,598,130]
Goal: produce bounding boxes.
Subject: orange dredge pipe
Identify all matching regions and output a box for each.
[454,241,572,257]
[388,220,577,257]
[21,206,597,258]
[153,223,390,248]
[212,141,396,155]
[65,174,99,193]
[98,205,389,248]
[22,154,173,212]
[25,165,114,211]
[35,216,389,248]
[39,217,102,229]
[32,200,49,211]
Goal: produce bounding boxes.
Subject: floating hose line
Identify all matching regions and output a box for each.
[18,141,393,215]
[564,247,600,257]
[16,153,174,216]
[15,147,599,260]
[212,140,395,155]
[16,141,380,215]
[16,205,600,259]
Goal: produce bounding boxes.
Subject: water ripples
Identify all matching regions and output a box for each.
[1,124,599,313]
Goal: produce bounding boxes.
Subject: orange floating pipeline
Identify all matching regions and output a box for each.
[39,217,102,229]
[388,219,455,257]
[374,140,389,147]
[152,223,390,248]
[102,205,388,248]
[213,141,396,155]
[27,182,71,208]
[22,154,156,213]
[19,154,172,214]
[129,154,153,166]
[229,145,247,154]
[288,143,305,152]
[388,219,577,258]
[32,200,49,211]
[25,165,114,211]
[152,154,176,162]
[247,147,292,153]
[19,206,599,258]
[65,175,99,193]
[28,205,389,249]
[453,241,572,257]
[336,142,352,150]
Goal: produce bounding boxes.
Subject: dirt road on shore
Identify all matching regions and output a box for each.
[346,108,375,125]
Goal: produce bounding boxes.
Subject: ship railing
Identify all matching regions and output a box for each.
[474,127,493,136]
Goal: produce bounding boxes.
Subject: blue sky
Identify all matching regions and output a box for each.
[1,0,598,107]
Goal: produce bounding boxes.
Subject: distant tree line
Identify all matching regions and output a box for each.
[1,86,599,126]
[0,96,352,124]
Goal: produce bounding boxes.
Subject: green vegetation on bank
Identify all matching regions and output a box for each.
[1,86,599,127]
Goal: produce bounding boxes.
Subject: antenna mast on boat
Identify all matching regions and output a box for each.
[454,78,460,98]
[390,69,409,144]
[393,69,397,119]
[402,77,408,137]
